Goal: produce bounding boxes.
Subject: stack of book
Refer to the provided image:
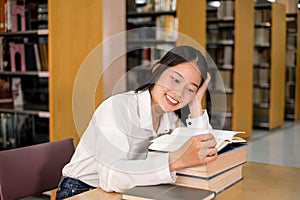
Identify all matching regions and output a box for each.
[148,127,247,194]
[175,143,246,194]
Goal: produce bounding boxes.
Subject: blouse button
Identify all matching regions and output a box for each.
[188,122,192,125]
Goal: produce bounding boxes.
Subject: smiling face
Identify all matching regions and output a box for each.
[150,62,202,113]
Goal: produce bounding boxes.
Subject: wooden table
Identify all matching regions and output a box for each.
[67,162,300,200]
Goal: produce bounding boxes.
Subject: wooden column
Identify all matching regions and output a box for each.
[269,2,286,129]
[233,0,254,137]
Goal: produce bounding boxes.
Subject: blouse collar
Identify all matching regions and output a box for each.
[137,90,172,134]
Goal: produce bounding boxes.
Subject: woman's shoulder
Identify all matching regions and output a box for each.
[92,90,147,126]
[109,90,140,103]
[95,90,145,112]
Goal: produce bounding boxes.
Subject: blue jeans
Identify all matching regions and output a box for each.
[55,176,96,200]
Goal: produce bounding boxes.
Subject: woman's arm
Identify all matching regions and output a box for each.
[188,73,211,118]
[87,97,176,193]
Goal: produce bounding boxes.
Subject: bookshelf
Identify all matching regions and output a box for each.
[125,0,208,93]
[285,12,300,121]
[296,12,300,121]
[126,0,177,90]
[0,0,49,150]
[206,0,254,138]
[253,2,286,129]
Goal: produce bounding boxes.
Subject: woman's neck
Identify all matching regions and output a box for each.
[151,104,164,132]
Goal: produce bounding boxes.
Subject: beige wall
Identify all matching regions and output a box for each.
[277,0,297,14]
[102,0,127,99]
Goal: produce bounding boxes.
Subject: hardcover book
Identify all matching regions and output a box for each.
[122,184,216,200]
[175,163,244,194]
[175,143,247,178]
[0,77,13,108]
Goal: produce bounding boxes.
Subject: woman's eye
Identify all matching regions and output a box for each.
[171,76,180,83]
[187,87,196,93]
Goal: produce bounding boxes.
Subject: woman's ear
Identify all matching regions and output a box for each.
[152,62,160,72]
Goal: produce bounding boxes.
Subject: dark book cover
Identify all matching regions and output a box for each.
[25,43,37,71]
[122,184,216,200]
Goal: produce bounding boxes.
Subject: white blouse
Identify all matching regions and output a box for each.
[62,90,212,192]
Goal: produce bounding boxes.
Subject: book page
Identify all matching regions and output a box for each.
[149,135,190,152]
[149,127,246,152]
[171,127,244,140]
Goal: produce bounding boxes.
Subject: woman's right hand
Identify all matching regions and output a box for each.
[169,134,218,171]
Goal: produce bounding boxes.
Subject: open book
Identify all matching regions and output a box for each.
[149,127,246,152]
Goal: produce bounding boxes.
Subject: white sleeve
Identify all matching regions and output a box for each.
[99,153,176,193]
[186,109,212,130]
[82,98,176,193]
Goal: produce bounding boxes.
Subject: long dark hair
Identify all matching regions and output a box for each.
[135,45,209,123]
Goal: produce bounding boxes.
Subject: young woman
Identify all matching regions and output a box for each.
[55,45,218,199]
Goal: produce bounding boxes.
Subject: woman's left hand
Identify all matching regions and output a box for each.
[188,73,211,118]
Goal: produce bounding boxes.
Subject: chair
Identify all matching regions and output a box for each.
[0,138,75,200]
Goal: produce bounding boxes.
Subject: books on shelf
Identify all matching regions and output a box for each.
[0,112,38,149]
[223,46,233,65]
[207,46,233,67]
[254,67,270,87]
[0,77,13,108]
[122,184,216,200]
[286,50,296,66]
[155,15,177,41]
[11,77,23,108]
[0,0,48,72]
[255,8,271,25]
[0,0,5,32]
[11,3,26,32]
[254,48,270,65]
[213,69,232,91]
[209,92,232,114]
[33,43,42,71]
[217,0,234,20]
[0,113,15,148]
[129,0,177,13]
[0,0,48,32]
[253,88,269,105]
[285,82,295,100]
[25,43,38,71]
[37,37,48,71]
[255,28,270,47]
[24,42,43,72]
[0,39,47,72]
[9,42,26,72]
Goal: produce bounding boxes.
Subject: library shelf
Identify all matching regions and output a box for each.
[206,0,254,137]
[0,0,49,150]
[0,29,48,36]
[253,2,286,129]
[285,12,300,121]
[126,0,178,90]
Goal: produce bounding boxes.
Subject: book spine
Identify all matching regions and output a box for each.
[11,77,23,108]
